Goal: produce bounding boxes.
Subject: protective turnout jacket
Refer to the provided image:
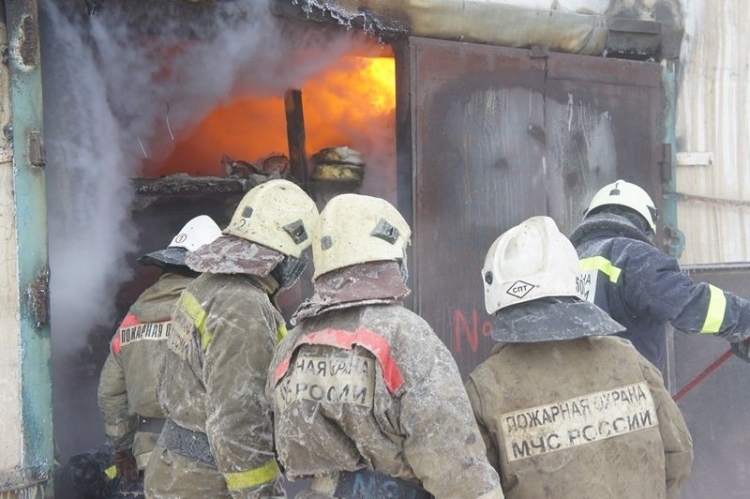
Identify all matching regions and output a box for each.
[466,335,694,499]
[267,263,504,499]
[144,272,287,499]
[98,272,193,470]
[570,212,750,370]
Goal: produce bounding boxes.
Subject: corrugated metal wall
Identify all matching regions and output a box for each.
[675,0,750,265]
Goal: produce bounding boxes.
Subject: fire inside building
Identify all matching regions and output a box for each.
[1,0,748,497]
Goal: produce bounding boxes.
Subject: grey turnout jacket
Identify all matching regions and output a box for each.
[98,272,193,469]
[465,336,694,499]
[267,263,504,499]
[144,272,287,499]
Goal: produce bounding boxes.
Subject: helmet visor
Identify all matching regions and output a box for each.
[138,247,189,268]
[492,297,625,343]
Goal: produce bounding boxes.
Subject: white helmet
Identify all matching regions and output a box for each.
[223,179,319,258]
[312,194,411,281]
[482,216,582,314]
[585,179,658,231]
[139,215,222,268]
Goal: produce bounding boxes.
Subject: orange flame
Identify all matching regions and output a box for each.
[148,49,395,178]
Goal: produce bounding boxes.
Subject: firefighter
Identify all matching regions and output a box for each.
[569,179,750,371]
[144,179,318,498]
[98,215,222,496]
[465,216,694,498]
[267,194,505,499]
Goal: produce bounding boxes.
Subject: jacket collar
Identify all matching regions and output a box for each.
[491,297,624,343]
[292,261,410,324]
[569,212,654,247]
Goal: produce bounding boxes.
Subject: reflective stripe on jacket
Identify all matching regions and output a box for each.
[145,272,286,499]
[267,303,504,499]
[570,213,750,370]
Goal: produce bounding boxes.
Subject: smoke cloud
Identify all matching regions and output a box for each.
[41,0,388,458]
[43,0,374,354]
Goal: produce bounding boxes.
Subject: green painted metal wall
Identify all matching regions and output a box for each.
[1,0,52,496]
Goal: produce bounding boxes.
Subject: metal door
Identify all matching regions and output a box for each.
[400,37,662,377]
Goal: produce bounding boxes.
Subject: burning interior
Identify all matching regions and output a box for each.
[44,0,398,467]
[43,0,676,487]
[8,0,743,496]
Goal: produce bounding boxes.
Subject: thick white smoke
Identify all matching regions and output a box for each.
[43,0,138,355]
[41,0,384,459]
[43,0,368,354]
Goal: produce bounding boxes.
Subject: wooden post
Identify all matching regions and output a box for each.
[284,89,312,196]
[283,89,315,304]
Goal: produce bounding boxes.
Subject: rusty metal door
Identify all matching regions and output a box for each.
[398,37,662,377]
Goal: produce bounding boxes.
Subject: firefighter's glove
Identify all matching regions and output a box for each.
[114,449,139,486]
[731,338,750,363]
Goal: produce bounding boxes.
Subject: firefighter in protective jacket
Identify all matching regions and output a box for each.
[466,216,694,499]
[98,215,222,491]
[267,194,505,499]
[569,179,750,371]
[144,179,318,499]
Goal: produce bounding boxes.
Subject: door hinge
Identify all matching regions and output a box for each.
[659,143,672,184]
[28,130,45,168]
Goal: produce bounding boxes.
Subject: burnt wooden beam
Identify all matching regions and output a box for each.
[284,89,312,195]
[131,176,252,196]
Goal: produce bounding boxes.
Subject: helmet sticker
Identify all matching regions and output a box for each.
[321,236,333,251]
[283,219,308,244]
[370,218,400,245]
[242,206,254,218]
[506,281,535,299]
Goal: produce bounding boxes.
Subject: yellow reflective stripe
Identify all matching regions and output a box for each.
[277,324,288,342]
[701,284,727,334]
[579,256,622,283]
[181,291,212,350]
[105,465,117,480]
[224,459,281,491]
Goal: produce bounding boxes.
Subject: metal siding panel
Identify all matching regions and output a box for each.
[675,0,750,264]
[673,269,750,499]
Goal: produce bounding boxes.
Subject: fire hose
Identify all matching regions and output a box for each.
[673,348,735,402]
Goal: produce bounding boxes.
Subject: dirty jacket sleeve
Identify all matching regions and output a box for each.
[621,240,750,342]
[639,357,693,498]
[98,349,136,451]
[396,329,504,499]
[464,377,501,473]
[202,295,282,498]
